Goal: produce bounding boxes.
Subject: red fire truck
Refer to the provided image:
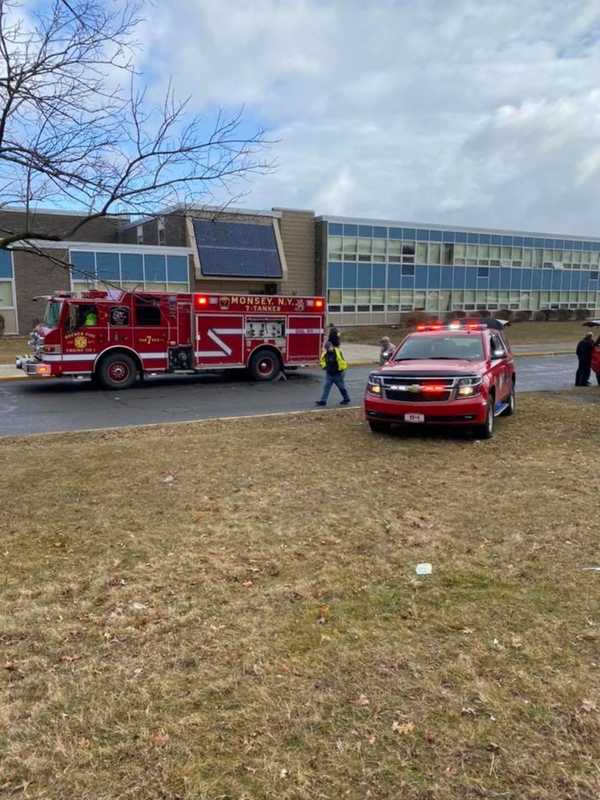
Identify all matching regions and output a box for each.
[16,290,326,389]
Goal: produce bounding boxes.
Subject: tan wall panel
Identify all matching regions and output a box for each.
[276,209,316,296]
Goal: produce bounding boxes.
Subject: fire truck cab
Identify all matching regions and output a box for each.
[16,290,325,389]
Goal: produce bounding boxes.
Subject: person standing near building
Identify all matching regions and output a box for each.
[316,340,350,406]
[592,335,600,386]
[575,331,594,386]
[379,336,395,364]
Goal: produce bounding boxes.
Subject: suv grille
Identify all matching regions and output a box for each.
[380,375,466,403]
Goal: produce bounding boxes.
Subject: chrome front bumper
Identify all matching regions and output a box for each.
[15,356,51,376]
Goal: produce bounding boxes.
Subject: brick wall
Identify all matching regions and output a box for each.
[14,249,71,333]
[0,210,122,243]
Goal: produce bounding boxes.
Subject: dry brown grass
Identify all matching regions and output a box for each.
[1,396,600,799]
[0,335,29,362]
[341,321,586,347]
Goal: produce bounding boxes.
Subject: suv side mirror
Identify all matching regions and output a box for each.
[491,349,506,359]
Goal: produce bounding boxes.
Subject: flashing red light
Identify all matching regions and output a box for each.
[421,384,446,393]
[416,324,427,331]
[465,323,480,331]
[430,323,443,331]
[315,299,323,308]
[196,295,208,306]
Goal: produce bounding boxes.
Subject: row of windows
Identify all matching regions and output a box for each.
[327,223,600,251]
[328,238,600,267]
[70,250,189,288]
[327,289,600,314]
[327,262,600,291]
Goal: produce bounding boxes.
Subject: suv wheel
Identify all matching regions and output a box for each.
[502,384,516,416]
[475,399,494,439]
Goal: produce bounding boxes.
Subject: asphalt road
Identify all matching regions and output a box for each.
[0,355,579,437]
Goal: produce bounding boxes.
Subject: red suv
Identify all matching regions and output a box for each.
[364,321,515,438]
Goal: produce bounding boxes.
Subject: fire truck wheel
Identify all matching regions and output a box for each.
[97,352,137,390]
[248,349,281,381]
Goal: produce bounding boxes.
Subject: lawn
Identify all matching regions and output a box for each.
[1,395,600,799]
[341,320,587,348]
[0,335,28,362]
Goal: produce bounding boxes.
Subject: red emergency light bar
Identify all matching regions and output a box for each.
[416,321,485,332]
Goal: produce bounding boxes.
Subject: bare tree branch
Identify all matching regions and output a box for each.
[0,0,274,252]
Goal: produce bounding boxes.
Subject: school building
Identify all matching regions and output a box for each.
[2,204,599,334]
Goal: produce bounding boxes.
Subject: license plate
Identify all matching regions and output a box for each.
[404,413,425,423]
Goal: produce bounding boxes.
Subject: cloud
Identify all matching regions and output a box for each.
[139,0,600,234]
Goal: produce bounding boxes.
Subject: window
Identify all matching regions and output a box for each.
[135,297,162,325]
[402,265,415,277]
[442,244,453,265]
[70,250,189,292]
[157,218,166,245]
[109,306,130,326]
[68,303,98,331]
[394,334,484,361]
[428,243,441,264]
[477,267,489,278]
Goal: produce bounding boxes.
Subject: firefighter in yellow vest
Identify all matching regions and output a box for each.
[316,340,350,406]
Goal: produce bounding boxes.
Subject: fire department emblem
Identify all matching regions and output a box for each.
[294,299,305,311]
[73,335,88,350]
[219,296,231,310]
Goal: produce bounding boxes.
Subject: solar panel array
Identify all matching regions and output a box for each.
[193,220,283,279]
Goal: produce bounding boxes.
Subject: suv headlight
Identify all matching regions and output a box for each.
[457,377,482,397]
[367,374,383,395]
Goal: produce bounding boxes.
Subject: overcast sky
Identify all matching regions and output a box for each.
[140,0,600,235]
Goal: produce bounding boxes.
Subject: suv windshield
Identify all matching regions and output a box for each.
[43,301,62,328]
[394,334,484,361]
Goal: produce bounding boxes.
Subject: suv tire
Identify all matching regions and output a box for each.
[474,399,494,439]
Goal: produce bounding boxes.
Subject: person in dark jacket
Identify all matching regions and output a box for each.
[316,341,350,406]
[575,332,594,386]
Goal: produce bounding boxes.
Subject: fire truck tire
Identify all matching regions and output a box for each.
[368,420,391,434]
[248,349,281,381]
[474,398,494,439]
[96,352,137,390]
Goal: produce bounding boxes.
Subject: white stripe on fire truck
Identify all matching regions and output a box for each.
[206,329,233,356]
[43,352,168,363]
[287,328,323,334]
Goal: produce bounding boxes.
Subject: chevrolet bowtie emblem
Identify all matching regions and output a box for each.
[406,384,421,393]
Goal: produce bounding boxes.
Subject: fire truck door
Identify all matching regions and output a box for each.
[195,313,244,367]
[287,314,323,360]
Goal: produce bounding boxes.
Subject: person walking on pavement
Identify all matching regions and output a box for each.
[575,331,594,386]
[316,340,351,406]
